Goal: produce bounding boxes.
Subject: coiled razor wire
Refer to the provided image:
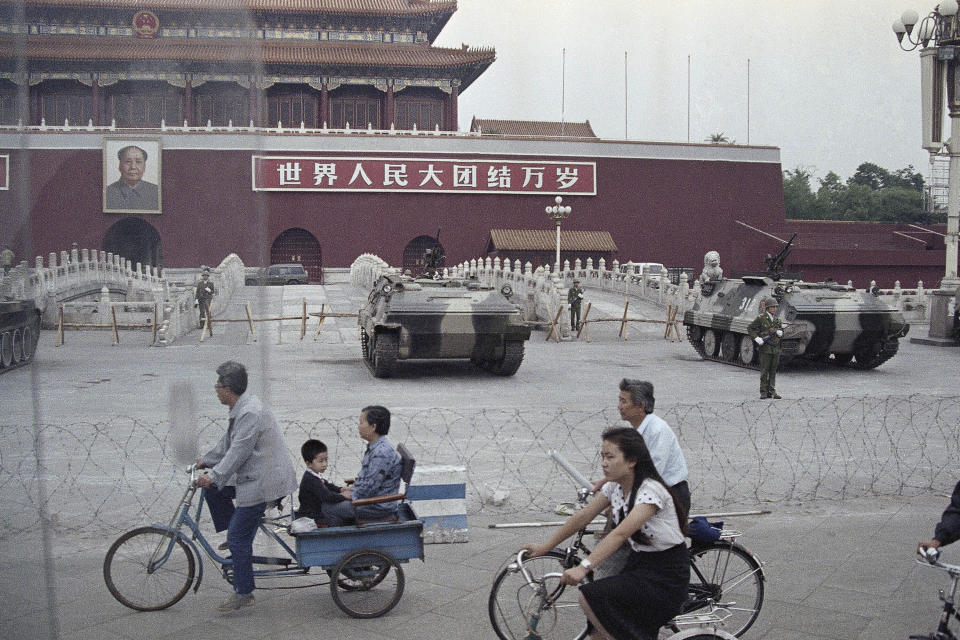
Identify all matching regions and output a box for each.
[1,394,958,538]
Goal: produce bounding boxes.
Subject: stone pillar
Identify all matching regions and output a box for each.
[320,83,329,127]
[447,84,459,131]
[385,85,395,129]
[91,78,100,126]
[911,288,960,347]
[184,76,193,127]
[248,82,258,127]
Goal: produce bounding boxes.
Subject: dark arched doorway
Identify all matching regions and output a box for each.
[270,228,322,283]
[402,235,444,275]
[102,217,162,268]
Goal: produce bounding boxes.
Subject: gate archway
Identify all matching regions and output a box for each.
[270,228,322,283]
[402,235,444,275]
[102,217,162,268]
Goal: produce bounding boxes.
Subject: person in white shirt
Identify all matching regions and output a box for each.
[522,428,689,640]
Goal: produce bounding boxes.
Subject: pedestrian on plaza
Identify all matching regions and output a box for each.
[195,268,215,328]
[918,480,960,555]
[341,405,404,521]
[747,296,784,399]
[1,244,13,275]
[194,361,298,612]
[521,427,689,640]
[593,379,691,581]
[568,278,585,331]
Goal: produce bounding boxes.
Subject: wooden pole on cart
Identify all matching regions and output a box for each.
[56,305,64,347]
[111,307,120,345]
[618,299,630,339]
[300,298,307,340]
[576,302,592,341]
[313,303,327,340]
[245,302,257,341]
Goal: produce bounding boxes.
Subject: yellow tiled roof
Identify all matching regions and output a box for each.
[489,229,617,252]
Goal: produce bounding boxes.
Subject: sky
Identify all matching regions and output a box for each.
[435,0,936,184]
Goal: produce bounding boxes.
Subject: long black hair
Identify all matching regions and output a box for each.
[602,427,687,537]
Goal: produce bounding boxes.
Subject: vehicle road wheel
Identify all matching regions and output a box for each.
[489,550,591,640]
[720,332,739,362]
[103,526,196,611]
[702,330,720,358]
[10,328,22,364]
[488,340,525,376]
[832,353,853,365]
[286,279,299,285]
[330,549,404,619]
[0,331,11,367]
[372,333,398,378]
[21,324,37,363]
[737,335,757,365]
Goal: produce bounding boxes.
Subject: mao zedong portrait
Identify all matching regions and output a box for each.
[105,144,160,211]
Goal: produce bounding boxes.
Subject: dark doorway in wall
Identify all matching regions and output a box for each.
[270,228,322,283]
[102,216,162,268]
[402,235,444,276]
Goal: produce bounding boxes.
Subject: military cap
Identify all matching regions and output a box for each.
[763,296,779,308]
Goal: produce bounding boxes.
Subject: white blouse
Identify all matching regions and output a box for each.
[602,478,685,552]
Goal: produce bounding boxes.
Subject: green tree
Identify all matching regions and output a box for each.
[783,167,818,219]
[848,162,890,190]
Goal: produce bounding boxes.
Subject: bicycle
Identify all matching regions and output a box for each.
[488,453,764,639]
[103,461,423,618]
[910,548,960,640]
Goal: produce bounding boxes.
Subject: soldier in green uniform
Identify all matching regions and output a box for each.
[567,279,585,331]
[195,268,215,328]
[747,296,783,399]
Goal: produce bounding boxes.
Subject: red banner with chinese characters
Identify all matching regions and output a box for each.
[251,156,596,195]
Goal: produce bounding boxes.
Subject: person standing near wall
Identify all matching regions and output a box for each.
[747,296,784,399]
[568,278,585,332]
[195,268,215,328]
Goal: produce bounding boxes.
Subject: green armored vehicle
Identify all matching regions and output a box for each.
[0,295,41,372]
[683,236,908,369]
[359,273,532,378]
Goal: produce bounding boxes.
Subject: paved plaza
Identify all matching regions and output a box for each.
[1,279,959,640]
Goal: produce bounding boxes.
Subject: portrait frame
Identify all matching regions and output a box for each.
[103,137,162,214]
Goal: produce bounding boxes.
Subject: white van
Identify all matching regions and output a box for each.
[618,261,665,277]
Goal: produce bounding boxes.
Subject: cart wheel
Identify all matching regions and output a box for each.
[103,526,196,611]
[330,548,404,618]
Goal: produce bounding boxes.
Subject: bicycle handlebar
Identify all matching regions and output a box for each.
[550,450,593,490]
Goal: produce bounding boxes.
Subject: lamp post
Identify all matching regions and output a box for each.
[893,1,960,289]
[545,195,572,274]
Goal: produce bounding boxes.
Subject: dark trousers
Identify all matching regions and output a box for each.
[759,350,779,395]
[671,480,691,515]
[570,303,581,330]
[203,485,266,596]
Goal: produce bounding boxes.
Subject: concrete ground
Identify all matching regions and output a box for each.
[1,280,959,639]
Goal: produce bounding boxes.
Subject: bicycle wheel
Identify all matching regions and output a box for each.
[488,551,591,640]
[685,542,764,637]
[330,549,404,619]
[661,630,737,640]
[103,526,196,611]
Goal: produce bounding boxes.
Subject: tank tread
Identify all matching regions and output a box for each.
[852,338,899,370]
[685,325,807,371]
[487,340,525,376]
[0,312,41,374]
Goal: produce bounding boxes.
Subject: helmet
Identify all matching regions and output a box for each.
[763,296,778,308]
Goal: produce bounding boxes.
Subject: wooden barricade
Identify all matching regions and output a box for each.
[574,300,684,343]
[198,298,359,343]
[55,303,159,346]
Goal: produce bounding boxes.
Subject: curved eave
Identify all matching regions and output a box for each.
[0,0,457,15]
[0,35,494,87]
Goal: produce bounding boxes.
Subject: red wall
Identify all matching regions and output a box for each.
[0,142,947,288]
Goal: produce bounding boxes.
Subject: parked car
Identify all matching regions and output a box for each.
[245,263,309,285]
[618,261,665,277]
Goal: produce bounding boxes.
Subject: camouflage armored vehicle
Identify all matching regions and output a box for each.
[358,273,532,378]
[683,236,908,369]
[0,295,41,372]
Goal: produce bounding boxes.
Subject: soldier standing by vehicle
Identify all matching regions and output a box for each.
[568,278,585,331]
[195,268,215,328]
[747,296,784,399]
[1,244,13,275]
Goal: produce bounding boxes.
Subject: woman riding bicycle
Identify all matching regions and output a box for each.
[520,427,689,640]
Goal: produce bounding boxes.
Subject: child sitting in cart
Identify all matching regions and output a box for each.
[296,439,356,527]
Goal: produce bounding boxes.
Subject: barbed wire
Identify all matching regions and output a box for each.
[1,394,957,538]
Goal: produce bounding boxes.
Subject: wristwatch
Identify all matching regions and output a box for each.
[579,559,592,570]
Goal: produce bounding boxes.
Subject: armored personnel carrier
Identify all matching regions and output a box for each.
[358,273,532,378]
[0,295,41,372]
[683,236,908,369]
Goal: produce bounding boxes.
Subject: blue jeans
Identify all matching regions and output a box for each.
[202,486,265,595]
[227,501,267,596]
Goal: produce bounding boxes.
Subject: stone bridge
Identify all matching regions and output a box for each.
[0,247,244,345]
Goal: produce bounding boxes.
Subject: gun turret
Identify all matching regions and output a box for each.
[420,227,445,278]
[763,233,797,280]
